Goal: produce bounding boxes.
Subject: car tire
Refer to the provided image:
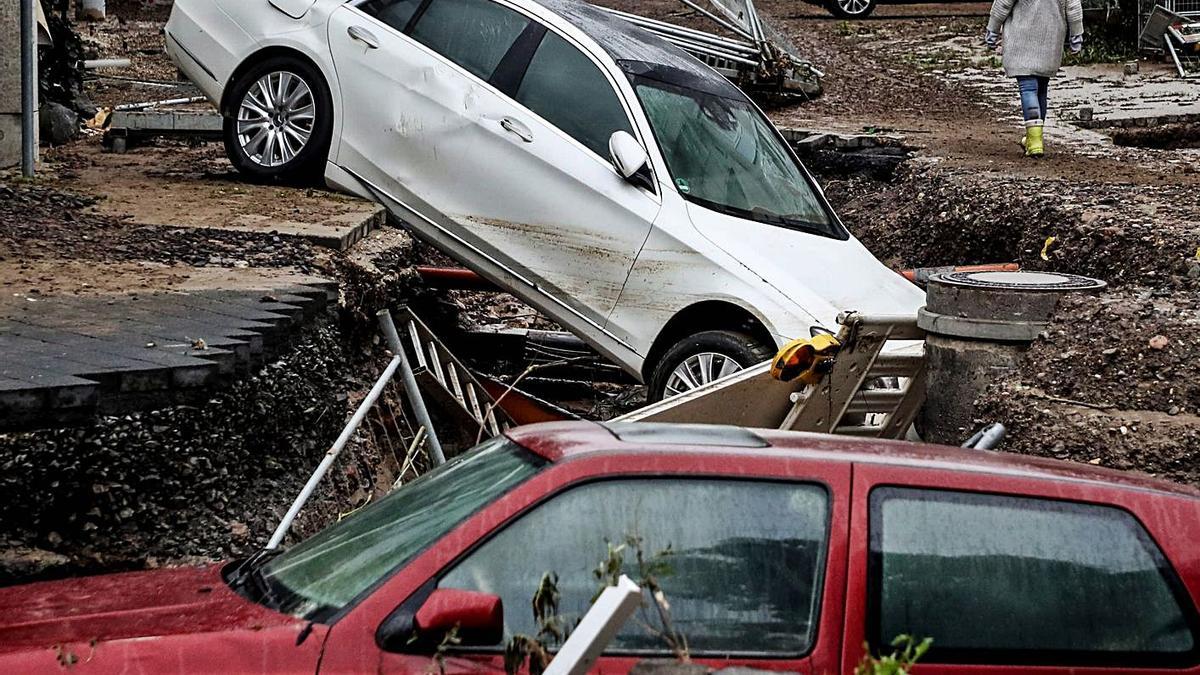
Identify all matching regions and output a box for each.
[223,56,333,184]
[826,0,877,19]
[649,330,776,403]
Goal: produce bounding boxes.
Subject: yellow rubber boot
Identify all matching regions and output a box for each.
[1023,122,1044,157]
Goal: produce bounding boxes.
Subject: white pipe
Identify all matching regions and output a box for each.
[266,354,402,549]
[544,576,642,675]
[83,58,132,70]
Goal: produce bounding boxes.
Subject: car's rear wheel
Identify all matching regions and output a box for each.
[223,56,332,184]
[826,0,877,18]
[649,330,776,403]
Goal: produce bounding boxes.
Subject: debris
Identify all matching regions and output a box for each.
[113,96,208,112]
[39,102,79,145]
[191,338,207,351]
[1040,236,1057,261]
[620,313,926,440]
[597,2,822,99]
[1149,334,1170,350]
[82,58,131,70]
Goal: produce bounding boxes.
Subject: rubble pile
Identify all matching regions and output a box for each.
[0,316,393,584]
[979,290,1200,485]
[828,164,1200,290]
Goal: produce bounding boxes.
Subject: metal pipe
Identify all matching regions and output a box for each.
[266,354,402,550]
[378,309,446,466]
[678,0,757,41]
[114,96,208,111]
[600,6,757,51]
[962,423,1007,450]
[20,0,36,178]
[662,37,761,66]
[416,266,496,291]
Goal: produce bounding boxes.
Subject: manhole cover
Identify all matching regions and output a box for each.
[934,270,1107,292]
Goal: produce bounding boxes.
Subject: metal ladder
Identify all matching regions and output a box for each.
[397,307,512,439]
[616,312,926,441]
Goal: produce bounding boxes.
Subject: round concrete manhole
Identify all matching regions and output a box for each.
[933,270,1107,292]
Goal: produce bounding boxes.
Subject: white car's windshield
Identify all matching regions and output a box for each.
[235,437,546,621]
[632,75,841,239]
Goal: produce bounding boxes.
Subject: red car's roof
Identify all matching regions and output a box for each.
[505,421,1200,500]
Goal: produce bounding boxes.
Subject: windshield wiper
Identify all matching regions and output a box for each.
[226,547,285,606]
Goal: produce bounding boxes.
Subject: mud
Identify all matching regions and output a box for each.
[1113,123,1200,150]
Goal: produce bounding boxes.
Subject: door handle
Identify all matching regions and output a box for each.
[347,25,380,49]
[499,117,533,143]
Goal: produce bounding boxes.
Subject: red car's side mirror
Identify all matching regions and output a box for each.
[377,586,504,653]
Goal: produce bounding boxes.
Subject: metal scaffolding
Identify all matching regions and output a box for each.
[598,0,822,99]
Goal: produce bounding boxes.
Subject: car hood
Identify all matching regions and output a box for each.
[686,201,926,332]
[0,563,301,653]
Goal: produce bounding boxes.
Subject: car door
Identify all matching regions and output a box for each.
[318,451,849,673]
[327,0,661,330]
[842,463,1200,675]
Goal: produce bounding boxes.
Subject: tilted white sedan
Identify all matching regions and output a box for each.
[165,0,924,400]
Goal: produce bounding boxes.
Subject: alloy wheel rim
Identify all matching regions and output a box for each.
[664,352,745,398]
[237,71,315,168]
[839,0,871,14]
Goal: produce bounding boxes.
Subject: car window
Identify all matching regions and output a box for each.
[438,478,829,656]
[358,0,422,32]
[252,437,546,621]
[407,0,530,82]
[870,487,1198,667]
[515,31,634,159]
[631,77,837,238]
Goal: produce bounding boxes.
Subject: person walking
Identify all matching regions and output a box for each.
[985,0,1084,157]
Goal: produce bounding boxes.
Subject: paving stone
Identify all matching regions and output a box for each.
[0,280,336,429]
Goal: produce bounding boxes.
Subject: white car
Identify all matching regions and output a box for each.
[165,0,924,401]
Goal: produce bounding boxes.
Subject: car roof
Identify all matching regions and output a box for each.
[532,0,746,99]
[505,421,1200,501]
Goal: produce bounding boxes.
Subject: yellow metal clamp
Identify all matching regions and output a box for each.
[770,335,841,384]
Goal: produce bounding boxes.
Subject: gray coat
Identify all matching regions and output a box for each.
[988,0,1084,78]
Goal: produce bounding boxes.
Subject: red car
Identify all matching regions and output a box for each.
[3,421,1199,673]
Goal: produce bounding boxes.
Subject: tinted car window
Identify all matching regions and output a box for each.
[409,0,530,81]
[871,487,1197,666]
[515,31,634,159]
[358,0,422,32]
[439,478,829,655]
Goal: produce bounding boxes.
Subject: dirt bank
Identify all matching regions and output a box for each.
[0,314,385,584]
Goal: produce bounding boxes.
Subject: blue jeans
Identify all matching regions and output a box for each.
[1017,76,1049,122]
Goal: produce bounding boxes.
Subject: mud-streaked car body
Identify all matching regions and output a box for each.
[166,0,925,399]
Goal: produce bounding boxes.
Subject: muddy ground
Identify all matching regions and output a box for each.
[2,0,1199,581]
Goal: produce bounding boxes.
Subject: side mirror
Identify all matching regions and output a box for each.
[377,587,504,653]
[609,131,653,190]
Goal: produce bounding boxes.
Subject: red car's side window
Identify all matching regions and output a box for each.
[437,477,830,658]
[867,487,1200,669]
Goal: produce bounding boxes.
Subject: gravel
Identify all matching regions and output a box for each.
[0,315,389,585]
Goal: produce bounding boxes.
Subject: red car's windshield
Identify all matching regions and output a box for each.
[237,437,546,621]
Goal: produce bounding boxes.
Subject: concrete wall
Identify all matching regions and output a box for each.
[0,0,38,170]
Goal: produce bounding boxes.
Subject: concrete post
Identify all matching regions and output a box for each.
[1,0,37,170]
[918,270,1106,445]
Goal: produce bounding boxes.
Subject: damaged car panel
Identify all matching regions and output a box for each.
[168,0,924,399]
[3,423,1200,673]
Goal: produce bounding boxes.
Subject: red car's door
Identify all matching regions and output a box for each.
[841,462,1200,675]
[319,450,850,673]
